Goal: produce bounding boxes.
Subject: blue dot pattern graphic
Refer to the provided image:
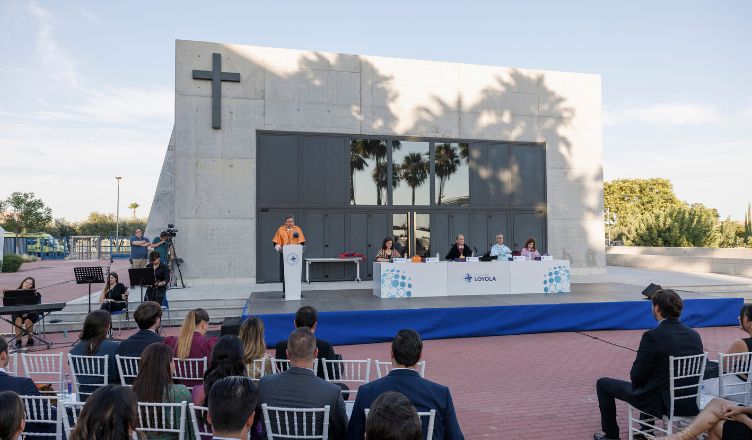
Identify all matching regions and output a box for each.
[381,268,413,298]
[543,264,571,294]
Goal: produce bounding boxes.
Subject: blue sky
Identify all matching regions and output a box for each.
[1,0,750,221]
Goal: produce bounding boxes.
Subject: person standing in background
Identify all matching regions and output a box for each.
[272,216,305,293]
[129,228,150,269]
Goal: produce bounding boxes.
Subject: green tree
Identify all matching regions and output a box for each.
[434,143,461,205]
[604,178,682,243]
[631,203,720,247]
[128,202,140,219]
[399,152,429,206]
[745,203,752,239]
[719,217,744,248]
[43,218,79,238]
[0,192,53,234]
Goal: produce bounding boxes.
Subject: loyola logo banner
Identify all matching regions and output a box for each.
[463,273,497,283]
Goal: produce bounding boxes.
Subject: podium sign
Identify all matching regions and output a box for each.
[283,244,303,300]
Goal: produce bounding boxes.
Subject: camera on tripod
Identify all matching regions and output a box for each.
[163,224,179,239]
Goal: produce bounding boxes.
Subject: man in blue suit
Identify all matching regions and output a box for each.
[346,329,464,440]
[117,301,163,357]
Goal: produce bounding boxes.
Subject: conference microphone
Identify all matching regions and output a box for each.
[473,246,478,256]
[293,232,299,238]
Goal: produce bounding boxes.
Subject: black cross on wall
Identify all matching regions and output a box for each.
[192,53,241,129]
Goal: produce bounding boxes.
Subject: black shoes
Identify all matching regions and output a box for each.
[593,433,619,440]
[14,339,22,349]
[26,338,34,347]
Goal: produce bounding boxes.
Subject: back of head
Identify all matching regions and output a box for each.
[294,306,317,329]
[204,336,246,406]
[0,335,7,359]
[287,327,316,363]
[208,377,259,435]
[740,304,752,324]
[132,343,173,403]
[365,391,421,440]
[79,310,112,355]
[392,329,422,368]
[0,391,24,440]
[70,385,137,440]
[238,317,267,364]
[134,301,162,330]
[176,308,210,358]
[652,289,683,319]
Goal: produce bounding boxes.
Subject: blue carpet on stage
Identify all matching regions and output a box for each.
[244,297,743,346]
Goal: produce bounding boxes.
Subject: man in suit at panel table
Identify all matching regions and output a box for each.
[593,289,705,440]
[275,306,340,380]
[117,301,163,357]
[259,327,347,440]
[346,329,464,440]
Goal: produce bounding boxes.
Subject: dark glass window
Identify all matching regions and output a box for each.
[434,142,469,206]
[392,141,430,206]
[350,140,388,205]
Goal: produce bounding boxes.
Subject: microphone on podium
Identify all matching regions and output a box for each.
[293,232,299,238]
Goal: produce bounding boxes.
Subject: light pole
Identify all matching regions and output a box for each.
[115,177,122,254]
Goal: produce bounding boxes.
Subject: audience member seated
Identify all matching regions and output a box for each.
[164,308,217,388]
[445,234,472,260]
[520,237,541,259]
[661,397,752,440]
[0,391,25,440]
[260,327,347,440]
[70,310,120,398]
[0,335,38,396]
[705,304,752,384]
[70,384,139,440]
[347,329,464,440]
[366,391,422,440]
[132,342,192,439]
[117,301,163,357]
[207,377,259,440]
[239,317,273,379]
[191,335,247,406]
[594,289,704,440]
[275,306,340,380]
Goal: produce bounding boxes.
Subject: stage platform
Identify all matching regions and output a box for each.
[242,281,744,346]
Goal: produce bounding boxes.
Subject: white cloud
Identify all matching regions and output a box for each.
[27,0,80,87]
[604,101,722,127]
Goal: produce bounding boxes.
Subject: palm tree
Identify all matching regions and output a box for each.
[128,202,140,219]
[349,140,370,204]
[434,143,461,205]
[399,152,429,205]
[372,160,400,205]
[459,143,469,164]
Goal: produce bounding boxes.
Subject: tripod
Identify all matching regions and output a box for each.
[167,237,186,289]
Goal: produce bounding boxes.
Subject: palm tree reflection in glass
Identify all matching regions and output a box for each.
[434,143,460,205]
[399,152,429,206]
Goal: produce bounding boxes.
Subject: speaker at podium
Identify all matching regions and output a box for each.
[283,244,304,300]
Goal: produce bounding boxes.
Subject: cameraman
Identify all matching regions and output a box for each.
[150,231,170,265]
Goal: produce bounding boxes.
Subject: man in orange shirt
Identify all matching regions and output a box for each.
[272,216,306,293]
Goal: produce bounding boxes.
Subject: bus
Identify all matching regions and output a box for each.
[3,232,66,258]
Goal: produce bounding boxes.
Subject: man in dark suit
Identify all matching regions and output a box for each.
[594,289,704,440]
[117,301,163,357]
[260,327,347,440]
[275,306,339,379]
[346,329,464,440]
[207,376,259,440]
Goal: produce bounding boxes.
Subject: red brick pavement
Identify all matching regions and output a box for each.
[9,323,744,440]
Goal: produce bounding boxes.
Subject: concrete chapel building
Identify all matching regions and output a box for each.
[147,39,605,286]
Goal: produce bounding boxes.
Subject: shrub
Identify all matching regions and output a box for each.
[1,254,24,272]
[20,254,38,263]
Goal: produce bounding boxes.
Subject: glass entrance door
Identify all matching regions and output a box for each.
[391,212,431,258]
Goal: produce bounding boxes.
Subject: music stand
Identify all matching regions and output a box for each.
[74,266,105,314]
[128,268,155,303]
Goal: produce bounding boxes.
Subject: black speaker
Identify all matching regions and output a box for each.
[642,283,662,300]
[220,316,242,336]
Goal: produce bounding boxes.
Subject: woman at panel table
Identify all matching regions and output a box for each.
[445,234,473,260]
[375,237,401,262]
[490,234,512,260]
[520,237,541,259]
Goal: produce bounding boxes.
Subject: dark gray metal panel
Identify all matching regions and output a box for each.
[488,212,510,249]
[324,213,346,279]
[449,213,470,251]
[369,213,388,277]
[257,134,299,206]
[488,143,511,207]
[468,143,489,207]
[302,211,326,281]
[513,212,546,253]
[301,136,327,206]
[431,213,449,259]
[471,213,489,254]
[511,144,545,208]
[325,136,348,206]
[346,213,369,279]
[258,209,288,283]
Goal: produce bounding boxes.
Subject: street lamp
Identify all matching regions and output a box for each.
[115,177,122,254]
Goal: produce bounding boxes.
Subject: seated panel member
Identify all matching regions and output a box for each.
[445,234,472,260]
[375,237,401,262]
[520,237,541,259]
[490,234,512,260]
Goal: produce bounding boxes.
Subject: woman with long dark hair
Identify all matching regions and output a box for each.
[375,237,401,262]
[164,308,217,387]
[132,343,192,439]
[99,272,128,313]
[2,276,41,348]
[191,335,247,406]
[70,310,120,396]
[69,385,138,440]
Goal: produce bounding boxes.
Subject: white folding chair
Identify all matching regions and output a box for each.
[323,359,371,399]
[249,357,272,381]
[375,360,426,378]
[718,351,752,404]
[628,352,707,439]
[363,408,436,440]
[61,400,86,439]
[21,352,64,395]
[189,403,212,440]
[7,352,19,375]
[115,355,141,386]
[173,357,208,382]
[20,395,61,438]
[67,354,110,402]
[271,358,319,374]
[262,403,330,440]
[136,400,188,440]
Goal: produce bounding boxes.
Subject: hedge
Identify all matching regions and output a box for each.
[1,254,24,272]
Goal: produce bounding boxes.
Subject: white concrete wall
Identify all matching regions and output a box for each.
[153,40,605,285]
[607,246,752,278]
